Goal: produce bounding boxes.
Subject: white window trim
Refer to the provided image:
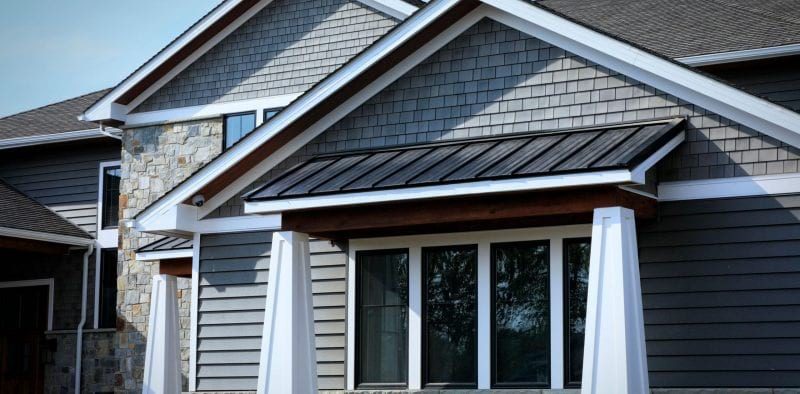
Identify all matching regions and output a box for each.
[0,278,55,331]
[658,172,800,201]
[96,160,121,249]
[356,0,418,20]
[346,224,592,390]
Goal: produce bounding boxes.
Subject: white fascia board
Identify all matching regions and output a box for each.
[82,0,273,123]
[245,169,634,214]
[135,248,193,261]
[0,128,109,150]
[658,172,800,201]
[629,132,686,182]
[134,201,281,235]
[0,227,94,246]
[482,0,800,149]
[355,0,417,20]
[678,43,800,67]
[124,93,301,128]
[135,0,463,229]
[135,203,199,235]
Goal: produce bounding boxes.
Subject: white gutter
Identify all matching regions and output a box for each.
[678,43,800,67]
[0,227,94,246]
[0,128,121,150]
[74,242,95,394]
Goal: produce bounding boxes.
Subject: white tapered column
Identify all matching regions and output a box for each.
[257,231,317,394]
[582,207,649,394]
[142,274,181,394]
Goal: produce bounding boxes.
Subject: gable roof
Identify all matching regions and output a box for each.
[540,0,800,59]
[0,179,93,245]
[133,0,800,230]
[0,89,110,141]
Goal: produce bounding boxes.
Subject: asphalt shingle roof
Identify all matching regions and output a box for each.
[0,89,110,141]
[539,0,800,58]
[0,179,92,240]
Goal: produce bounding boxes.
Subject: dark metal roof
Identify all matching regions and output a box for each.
[137,236,193,253]
[0,89,111,140]
[539,0,800,58]
[0,179,92,240]
[246,118,684,202]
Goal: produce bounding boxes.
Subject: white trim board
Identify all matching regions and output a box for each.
[658,173,800,201]
[0,278,55,331]
[0,128,117,150]
[346,224,592,390]
[0,227,94,246]
[356,0,418,20]
[135,248,193,261]
[678,43,800,67]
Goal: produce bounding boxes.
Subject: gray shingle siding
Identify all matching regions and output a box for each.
[208,18,800,218]
[197,231,346,391]
[639,193,800,387]
[707,56,800,113]
[133,0,398,113]
[0,140,120,236]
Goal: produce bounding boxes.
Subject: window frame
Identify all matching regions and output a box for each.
[97,161,121,230]
[562,237,592,388]
[222,111,257,150]
[421,244,479,389]
[490,240,551,389]
[263,107,281,122]
[354,248,410,390]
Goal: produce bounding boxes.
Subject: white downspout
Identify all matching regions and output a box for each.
[75,242,95,394]
[98,121,122,140]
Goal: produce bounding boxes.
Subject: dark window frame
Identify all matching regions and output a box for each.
[100,165,121,229]
[222,111,257,150]
[98,249,118,329]
[563,237,591,388]
[421,244,479,389]
[263,107,281,122]
[490,240,551,389]
[355,248,410,390]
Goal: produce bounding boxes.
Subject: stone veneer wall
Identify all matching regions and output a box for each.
[117,119,223,392]
[45,330,117,394]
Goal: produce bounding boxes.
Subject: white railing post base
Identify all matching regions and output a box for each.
[142,274,182,394]
[257,231,317,394]
[582,207,650,394]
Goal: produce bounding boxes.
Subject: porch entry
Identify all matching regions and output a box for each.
[0,281,52,394]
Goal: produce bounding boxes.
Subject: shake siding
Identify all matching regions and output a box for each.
[134,0,397,113]
[208,18,800,218]
[0,140,119,236]
[197,231,347,391]
[639,193,800,387]
[707,57,800,113]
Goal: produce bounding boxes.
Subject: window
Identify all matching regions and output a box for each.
[356,249,409,388]
[263,108,281,121]
[98,249,118,328]
[492,241,550,387]
[564,238,591,387]
[423,245,478,388]
[101,165,121,228]
[223,112,256,149]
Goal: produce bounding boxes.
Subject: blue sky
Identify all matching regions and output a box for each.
[0,0,221,117]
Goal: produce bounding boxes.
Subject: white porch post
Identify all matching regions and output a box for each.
[142,274,182,394]
[582,207,649,394]
[257,231,317,394]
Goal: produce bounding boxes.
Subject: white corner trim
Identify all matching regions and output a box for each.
[189,232,201,392]
[0,128,112,150]
[0,278,55,331]
[245,169,634,214]
[678,43,800,67]
[135,0,463,228]
[0,227,94,246]
[355,0,418,20]
[135,248,193,261]
[124,93,300,128]
[658,172,800,201]
[482,0,800,149]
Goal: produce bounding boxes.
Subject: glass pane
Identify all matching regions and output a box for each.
[565,238,591,386]
[424,245,477,387]
[241,113,256,138]
[225,115,241,148]
[102,166,121,228]
[357,250,408,386]
[99,249,118,328]
[264,109,280,120]
[493,241,550,386]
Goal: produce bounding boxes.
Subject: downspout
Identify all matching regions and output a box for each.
[75,242,95,394]
[98,122,122,140]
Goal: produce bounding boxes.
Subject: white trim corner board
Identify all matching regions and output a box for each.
[657,172,800,201]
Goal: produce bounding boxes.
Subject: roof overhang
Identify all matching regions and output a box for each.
[0,227,94,247]
[0,128,119,150]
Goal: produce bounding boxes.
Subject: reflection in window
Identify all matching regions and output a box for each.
[492,241,550,387]
[357,250,408,387]
[565,238,591,387]
[98,249,118,328]
[224,112,256,149]
[101,166,121,228]
[423,245,477,388]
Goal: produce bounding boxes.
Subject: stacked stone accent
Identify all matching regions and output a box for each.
[117,119,223,392]
[45,330,117,394]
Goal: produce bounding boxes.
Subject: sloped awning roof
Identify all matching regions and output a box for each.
[244,118,685,213]
[0,179,93,245]
[136,236,193,261]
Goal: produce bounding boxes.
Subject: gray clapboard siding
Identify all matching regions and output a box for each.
[0,140,119,236]
[197,231,347,391]
[639,193,800,387]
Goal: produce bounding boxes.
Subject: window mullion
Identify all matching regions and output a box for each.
[550,237,565,389]
[477,241,491,389]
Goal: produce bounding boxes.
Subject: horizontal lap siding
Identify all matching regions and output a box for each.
[197,231,347,391]
[639,193,800,387]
